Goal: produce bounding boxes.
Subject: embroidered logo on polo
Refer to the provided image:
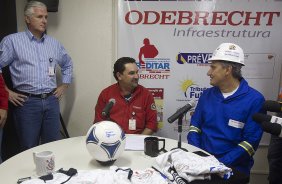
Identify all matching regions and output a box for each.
[132,105,142,110]
[151,103,156,110]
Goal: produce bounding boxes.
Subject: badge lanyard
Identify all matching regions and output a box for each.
[48,57,56,76]
[128,111,136,130]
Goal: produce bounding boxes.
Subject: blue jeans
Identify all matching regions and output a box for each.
[13,95,61,151]
[267,135,282,184]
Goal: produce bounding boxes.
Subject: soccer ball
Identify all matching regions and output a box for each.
[86,121,126,165]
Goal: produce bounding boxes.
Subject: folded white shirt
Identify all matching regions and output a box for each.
[21,166,169,184]
[156,149,233,182]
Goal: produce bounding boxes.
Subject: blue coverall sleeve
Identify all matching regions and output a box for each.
[187,98,203,147]
[217,97,265,166]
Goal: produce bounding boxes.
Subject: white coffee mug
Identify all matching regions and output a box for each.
[33,151,55,176]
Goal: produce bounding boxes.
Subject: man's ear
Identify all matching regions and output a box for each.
[116,72,122,80]
[226,65,232,75]
[25,16,30,24]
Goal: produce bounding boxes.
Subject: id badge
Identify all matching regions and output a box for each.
[129,119,136,130]
[49,67,55,76]
[228,119,244,129]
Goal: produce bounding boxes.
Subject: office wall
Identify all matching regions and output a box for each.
[16,0,115,137]
[15,0,269,177]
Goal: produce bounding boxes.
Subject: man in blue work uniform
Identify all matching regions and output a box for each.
[187,43,265,176]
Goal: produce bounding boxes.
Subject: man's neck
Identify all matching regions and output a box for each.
[219,78,240,93]
[29,29,44,40]
[118,83,135,96]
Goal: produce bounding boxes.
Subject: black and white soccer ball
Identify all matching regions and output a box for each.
[86,121,126,165]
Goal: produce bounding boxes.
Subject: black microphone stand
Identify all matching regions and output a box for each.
[102,107,112,121]
[103,112,111,121]
[171,113,188,152]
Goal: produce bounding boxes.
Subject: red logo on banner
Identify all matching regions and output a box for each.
[138,38,159,66]
[136,38,171,80]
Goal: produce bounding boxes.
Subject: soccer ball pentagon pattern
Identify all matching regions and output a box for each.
[86,121,126,163]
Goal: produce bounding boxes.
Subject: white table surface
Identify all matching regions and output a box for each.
[0,135,202,183]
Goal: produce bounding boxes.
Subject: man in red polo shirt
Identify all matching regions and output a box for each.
[94,57,157,135]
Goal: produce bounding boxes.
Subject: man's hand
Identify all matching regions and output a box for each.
[6,88,27,106]
[141,128,154,135]
[0,109,7,128]
[53,84,69,99]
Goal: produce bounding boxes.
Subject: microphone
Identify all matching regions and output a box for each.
[167,101,195,123]
[253,113,282,137]
[102,98,116,118]
[263,100,282,112]
[252,113,282,126]
[260,121,282,137]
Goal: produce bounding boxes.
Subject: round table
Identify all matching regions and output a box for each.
[0,135,202,183]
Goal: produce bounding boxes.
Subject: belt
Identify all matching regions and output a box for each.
[15,90,55,99]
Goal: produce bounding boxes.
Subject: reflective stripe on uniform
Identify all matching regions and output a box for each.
[238,141,255,156]
[188,126,201,134]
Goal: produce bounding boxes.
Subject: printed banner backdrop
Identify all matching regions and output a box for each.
[117,0,282,145]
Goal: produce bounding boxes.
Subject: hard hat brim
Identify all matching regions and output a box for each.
[208,57,245,66]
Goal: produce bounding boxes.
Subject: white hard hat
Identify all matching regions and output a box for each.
[208,43,244,65]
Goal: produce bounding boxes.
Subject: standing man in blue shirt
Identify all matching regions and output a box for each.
[187,43,265,176]
[0,1,73,151]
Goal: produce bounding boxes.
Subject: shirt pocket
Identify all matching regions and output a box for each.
[132,107,146,129]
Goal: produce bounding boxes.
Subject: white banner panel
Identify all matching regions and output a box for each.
[117,0,282,145]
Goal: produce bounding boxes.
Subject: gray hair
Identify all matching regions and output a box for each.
[220,61,242,79]
[24,1,47,17]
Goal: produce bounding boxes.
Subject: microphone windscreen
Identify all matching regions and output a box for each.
[261,121,281,136]
[252,113,271,123]
[188,100,196,108]
[109,98,116,104]
[263,100,281,112]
